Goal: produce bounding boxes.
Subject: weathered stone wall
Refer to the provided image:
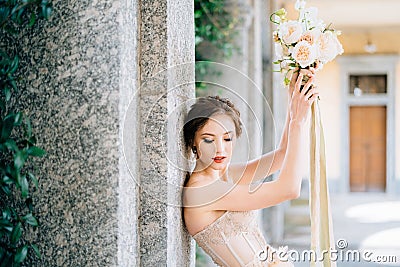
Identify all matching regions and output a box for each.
[6,0,195,266]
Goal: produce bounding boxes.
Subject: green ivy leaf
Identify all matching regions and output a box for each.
[1,113,15,139]
[10,222,22,244]
[28,172,38,188]
[4,139,18,152]
[10,77,18,92]
[14,245,28,263]
[22,213,38,226]
[45,6,52,19]
[14,112,23,126]
[3,175,13,185]
[16,7,25,25]
[19,174,29,198]
[0,99,5,111]
[2,208,12,220]
[28,135,37,145]
[1,184,11,195]
[31,244,41,259]
[9,55,19,74]
[14,149,28,170]
[28,12,36,28]
[31,244,42,259]
[0,218,13,232]
[4,86,12,101]
[27,146,46,157]
[25,197,34,212]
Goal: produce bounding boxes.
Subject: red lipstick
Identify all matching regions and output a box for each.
[213,156,226,163]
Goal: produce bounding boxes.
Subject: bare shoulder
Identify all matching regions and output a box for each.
[185,173,213,188]
[183,174,233,209]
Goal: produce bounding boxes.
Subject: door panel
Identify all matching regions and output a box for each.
[349,106,386,192]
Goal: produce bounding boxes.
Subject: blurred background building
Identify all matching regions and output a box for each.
[195,0,400,266]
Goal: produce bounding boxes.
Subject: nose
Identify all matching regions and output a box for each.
[215,138,224,154]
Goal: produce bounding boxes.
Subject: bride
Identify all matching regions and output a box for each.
[182,68,318,266]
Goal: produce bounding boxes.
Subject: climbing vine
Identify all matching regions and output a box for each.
[0,1,52,266]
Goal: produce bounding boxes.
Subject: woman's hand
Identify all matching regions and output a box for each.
[289,72,319,125]
[288,67,316,96]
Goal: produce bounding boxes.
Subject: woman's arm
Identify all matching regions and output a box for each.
[184,74,319,211]
[184,121,304,210]
[228,68,315,185]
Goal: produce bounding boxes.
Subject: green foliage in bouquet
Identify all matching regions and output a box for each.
[0,1,51,266]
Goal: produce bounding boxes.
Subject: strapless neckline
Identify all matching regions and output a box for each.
[193,210,230,238]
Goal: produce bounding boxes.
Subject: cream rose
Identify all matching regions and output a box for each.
[278,21,303,45]
[299,29,321,46]
[318,31,344,63]
[291,40,317,68]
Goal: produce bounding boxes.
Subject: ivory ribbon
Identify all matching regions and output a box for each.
[309,100,336,267]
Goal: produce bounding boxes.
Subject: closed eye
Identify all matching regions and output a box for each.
[225,138,232,142]
[203,138,213,143]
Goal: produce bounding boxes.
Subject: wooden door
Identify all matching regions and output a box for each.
[349,106,386,192]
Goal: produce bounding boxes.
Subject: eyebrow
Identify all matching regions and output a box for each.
[201,131,233,136]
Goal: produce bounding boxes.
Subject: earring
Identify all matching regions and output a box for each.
[192,147,199,159]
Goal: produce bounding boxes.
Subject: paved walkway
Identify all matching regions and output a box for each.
[283,193,400,267]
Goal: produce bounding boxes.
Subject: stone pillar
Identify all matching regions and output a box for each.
[8,0,194,266]
[133,0,195,266]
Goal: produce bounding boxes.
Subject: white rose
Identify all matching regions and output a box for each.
[318,31,344,63]
[291,40,317,68]
[299,29,321,46]
[278,21,303,45]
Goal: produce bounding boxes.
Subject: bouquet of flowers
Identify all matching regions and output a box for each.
[271,0,344,86]
[270,2,342,266]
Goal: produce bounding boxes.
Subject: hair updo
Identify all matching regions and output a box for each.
[183,96,242,151]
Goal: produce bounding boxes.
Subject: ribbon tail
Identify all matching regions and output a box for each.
[310,101,336,267]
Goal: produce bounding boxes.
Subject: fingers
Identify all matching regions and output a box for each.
[303,85,319,106]
[307,92,319,105]
[298,75,315,96]
[293,73,303,96]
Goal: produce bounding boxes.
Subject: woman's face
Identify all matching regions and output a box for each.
[193,114,237,171]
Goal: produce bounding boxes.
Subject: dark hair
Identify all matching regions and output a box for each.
[183,96,242,151]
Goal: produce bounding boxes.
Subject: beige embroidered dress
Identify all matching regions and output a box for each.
[192,210,294,267]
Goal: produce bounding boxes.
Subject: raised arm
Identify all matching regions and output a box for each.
[183,73,319,211]
[228,68,315,185]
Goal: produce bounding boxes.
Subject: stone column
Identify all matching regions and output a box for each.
[133,0,195,266]
[8,0,195,266]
